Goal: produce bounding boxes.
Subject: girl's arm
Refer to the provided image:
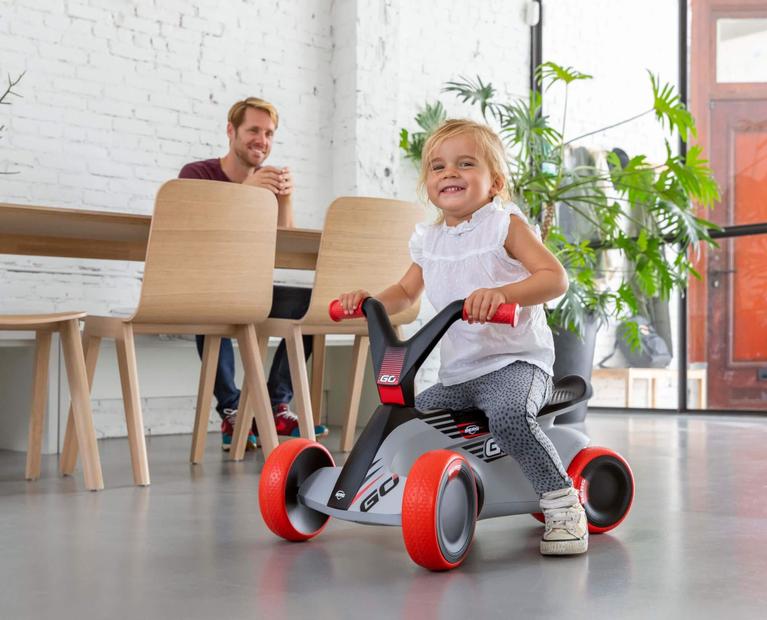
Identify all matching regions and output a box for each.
[338,262,424,316]
[464,216,569,323]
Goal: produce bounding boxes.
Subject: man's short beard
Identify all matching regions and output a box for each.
[233,140,266,169]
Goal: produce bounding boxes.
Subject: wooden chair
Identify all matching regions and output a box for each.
[230,197,424,458]
[0,312,103,491]
[59,179,280,486]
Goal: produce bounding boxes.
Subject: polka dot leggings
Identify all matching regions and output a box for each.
[415,361,572,496]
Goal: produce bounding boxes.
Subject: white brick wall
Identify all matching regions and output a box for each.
[0,0,532,439]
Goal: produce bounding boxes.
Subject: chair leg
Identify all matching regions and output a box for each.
[230,380,251,461]
[237,324,279,457]
[59,320,104,491]
[311,335,326,426]
[231,334,269,460]
[190,335,221,464]
[284,325,315,441]
[25,330,52,481]
[230,334,269,460]
[257,334,269,365]
[341,335,370,452]
[61,331,101,476]
[228,332,271,460]
[115,323,150,486]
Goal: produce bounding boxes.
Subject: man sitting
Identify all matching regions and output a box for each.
[179,96,328,449]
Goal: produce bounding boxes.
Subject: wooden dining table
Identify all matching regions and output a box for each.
[0,200,331,462]
[0,202,322,269]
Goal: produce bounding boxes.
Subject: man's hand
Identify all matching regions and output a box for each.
[464,287,507,324]
[243,166,293,195]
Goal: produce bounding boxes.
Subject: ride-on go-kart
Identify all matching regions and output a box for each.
[259,297,635,571]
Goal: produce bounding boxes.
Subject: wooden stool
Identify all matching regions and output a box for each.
[0,312,103,491]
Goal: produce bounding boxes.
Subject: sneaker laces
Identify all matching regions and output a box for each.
[222,408,238,424]
[543,507,581,531]
[540,487,581,532]
[275,408,298,422]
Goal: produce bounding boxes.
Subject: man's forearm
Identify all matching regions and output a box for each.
[277,194,294,227]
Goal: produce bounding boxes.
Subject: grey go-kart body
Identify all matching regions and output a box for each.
[293,298,592,530]
[300,400,588,526]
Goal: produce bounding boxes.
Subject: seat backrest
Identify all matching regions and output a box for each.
[131,179,277,325]
[300,197,426,326]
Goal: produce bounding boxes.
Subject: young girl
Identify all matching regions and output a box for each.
[338,119,587,555]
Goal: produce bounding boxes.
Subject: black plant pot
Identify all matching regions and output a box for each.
[552,316,600,425]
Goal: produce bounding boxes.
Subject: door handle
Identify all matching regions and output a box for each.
[708,268,736,288]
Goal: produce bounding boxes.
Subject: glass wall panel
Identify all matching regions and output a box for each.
[717,18,767,83]
[544,1,680,409]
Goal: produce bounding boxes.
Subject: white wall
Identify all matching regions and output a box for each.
[0,0,531,441]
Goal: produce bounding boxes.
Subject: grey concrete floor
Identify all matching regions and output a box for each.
[1,412,767,619]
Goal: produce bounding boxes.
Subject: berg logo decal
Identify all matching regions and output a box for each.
[360,475,399,513]
[335,490,346,500]
[465,424,480,435]
[484,437,501,458]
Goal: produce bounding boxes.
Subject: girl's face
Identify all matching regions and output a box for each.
[425,133,502,226]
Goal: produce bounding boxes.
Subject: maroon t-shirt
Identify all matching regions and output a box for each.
[178,158,232,182]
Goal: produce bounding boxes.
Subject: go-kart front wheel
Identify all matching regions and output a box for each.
[402,450,478,571]
[259,439,335,542]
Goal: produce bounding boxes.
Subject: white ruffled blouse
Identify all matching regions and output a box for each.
[409,197,555,386]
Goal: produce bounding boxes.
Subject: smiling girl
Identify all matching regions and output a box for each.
[338,119,587,555]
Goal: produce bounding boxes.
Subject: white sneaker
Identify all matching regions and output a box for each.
[539,486,588,555]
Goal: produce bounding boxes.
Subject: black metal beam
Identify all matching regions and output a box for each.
[678,0,689,413]
[530,1,543,96]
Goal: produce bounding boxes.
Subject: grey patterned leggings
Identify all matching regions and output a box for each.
[415,361,572,496]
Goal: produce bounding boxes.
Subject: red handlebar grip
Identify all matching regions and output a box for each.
[329,299,364,322]
[462,303,519,327]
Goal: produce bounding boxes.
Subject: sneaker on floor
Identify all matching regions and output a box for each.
[220,409,257,452]
[540,486,589,555]
[273,403,329,439]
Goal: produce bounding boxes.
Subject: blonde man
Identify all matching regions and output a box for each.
[179,97,328,450]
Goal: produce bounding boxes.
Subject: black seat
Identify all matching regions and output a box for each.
[538,375,592,417]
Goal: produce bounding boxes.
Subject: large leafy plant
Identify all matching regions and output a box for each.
[400,63,719,346]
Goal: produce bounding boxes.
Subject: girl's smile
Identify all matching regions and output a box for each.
[426,133,502,226]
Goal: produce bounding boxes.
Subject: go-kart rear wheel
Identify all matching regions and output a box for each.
[402,450,477,571]
[569,446,634,534]
[530,446,634,534]
[259,439,335,542]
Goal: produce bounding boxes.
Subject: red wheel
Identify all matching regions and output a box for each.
[402,450,478,571]
[569,446,634,534]
[531,446,634,533]
[259,439,335,541]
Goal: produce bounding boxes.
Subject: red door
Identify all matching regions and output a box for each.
[690,0,767,410]
[707,100,767,408]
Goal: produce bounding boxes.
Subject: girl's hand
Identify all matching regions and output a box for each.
[338,289,371,315]
[464,287,507,324]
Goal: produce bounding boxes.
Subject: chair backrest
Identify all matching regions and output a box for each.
[300,197,426,326]
[131,179,277,325]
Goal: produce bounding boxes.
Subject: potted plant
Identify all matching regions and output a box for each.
[400,63,719,421]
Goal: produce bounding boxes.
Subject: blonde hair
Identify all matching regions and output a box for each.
[228,97,279,130]
[418,119,510,221]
